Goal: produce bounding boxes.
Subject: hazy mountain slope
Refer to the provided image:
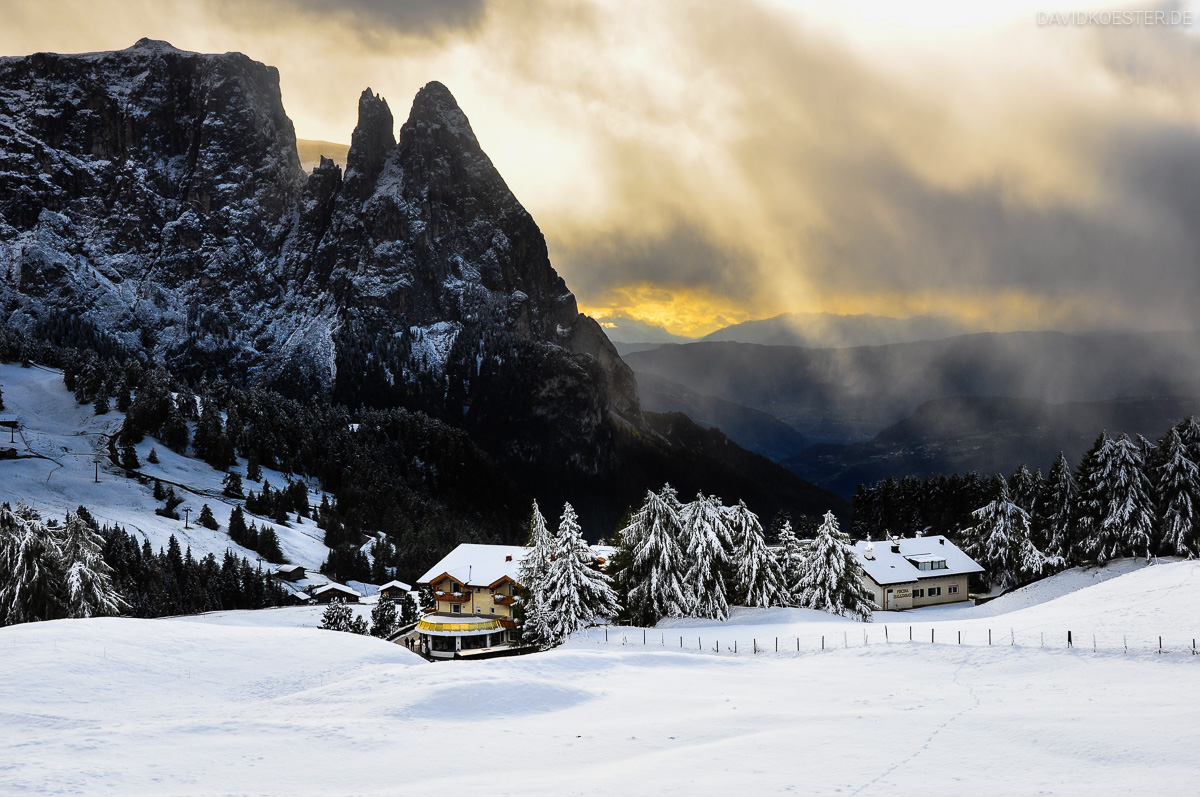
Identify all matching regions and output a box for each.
[785,394,1200,497]
[701,312,969,348]
[635,372,809,461]
[626,331,1200,443]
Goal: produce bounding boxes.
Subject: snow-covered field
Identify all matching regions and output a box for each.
[2,560,1197,795]
[0,363,331,571]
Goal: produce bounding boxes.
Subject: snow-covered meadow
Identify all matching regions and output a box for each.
[2,559,1197,795]
[0,363,331,571]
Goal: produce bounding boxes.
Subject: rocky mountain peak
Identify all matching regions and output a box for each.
[345,88,395,195]
[0,43,641,472]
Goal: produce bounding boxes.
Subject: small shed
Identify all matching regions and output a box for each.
[285,590,312,605]
[312,583,362,604]
[275,564,306,582]
[378,579,412,599]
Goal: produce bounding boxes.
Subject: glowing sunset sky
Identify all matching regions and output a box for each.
[5,0,1200,336]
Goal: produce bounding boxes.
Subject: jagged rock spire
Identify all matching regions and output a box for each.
[345,88,395,194]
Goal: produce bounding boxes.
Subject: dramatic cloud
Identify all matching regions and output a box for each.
[4,0,1200,335]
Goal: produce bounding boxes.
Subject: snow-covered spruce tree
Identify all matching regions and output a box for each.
[58,511,127,619]
[773,517,806,606]
[1153,426,1199,558]
[370,593,399,638]
[796,511,874,621]
[726,500,785,608]
[318,598,353,632]
[618,484,689,627]
[544,503,620,642]
[680,493,732,620]
[516,500,556,649]
[1008,464,1040,515]
[1085,433,1155,563]
[0,504,66,625]
[1033,452,1077,568]
[967,476,1047,592]
[1073,431,1109,559]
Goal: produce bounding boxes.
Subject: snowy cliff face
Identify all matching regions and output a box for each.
[0,41,640,471]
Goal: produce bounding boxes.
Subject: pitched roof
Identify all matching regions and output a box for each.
[312,582,362,597]
[853,536,983,586]
[379,580,412,591]
[416,544,528,588]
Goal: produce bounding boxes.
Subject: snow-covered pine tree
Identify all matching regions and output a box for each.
[318,598,353,632]
[0,504,65,625]
[618,484,689,627]
[795,511,874,621]
[680,493,732,620]
[349,615,369,635]
[1073,431,1110,560]
[1008,464,1041,515]
[1085,433,1155,563]
[516,500,555,648]
[370,593,399,638]
[1033,451,1077,569]
[726,500,784,608]
[773,517,806,606]
[966,476,1047,591]
[1153,426,1199,558]
[58,510,127,619]
[544,503,620,642]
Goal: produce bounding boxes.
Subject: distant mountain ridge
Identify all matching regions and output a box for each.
[625,330,1200,443]
[785,394,1200,497]
[700,312,970,348]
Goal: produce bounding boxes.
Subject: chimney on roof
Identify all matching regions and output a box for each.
[939,537,945,545]
[864,541,875,560]
[505,555,512,562]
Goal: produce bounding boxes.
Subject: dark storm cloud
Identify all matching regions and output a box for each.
[555,221,753,300]
[213,0,487,42]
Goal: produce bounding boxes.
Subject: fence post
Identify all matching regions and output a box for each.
[643,629,646,645]
[988,629,992,646]
[734,640,737,654]
[1066,631,1071,649]
[605,628,608,642]
[844,631,848,648]
[775,637,778,653]
[1159,636,1162,654]
[1093,634,1096,653]
[958,631,961,645]
[1011,628,1014,646]
[909,625,913,641]
[885,626,889,642]
[931,629,935,644]
[1124,635,1127,654]
[680,636,683,648]
[822,635,825,651]
[753,639,757,654]
[797,638,800,652]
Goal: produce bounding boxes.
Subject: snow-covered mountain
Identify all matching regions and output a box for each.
[0,39,637,471]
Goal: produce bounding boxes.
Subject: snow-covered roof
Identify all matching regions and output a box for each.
[417,544,529,588]
[379,580,412,591]
[276,564,304,574]
[854,537,983,586]
[312,582,361,597]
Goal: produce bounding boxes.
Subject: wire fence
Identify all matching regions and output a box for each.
[569,624,1200,658]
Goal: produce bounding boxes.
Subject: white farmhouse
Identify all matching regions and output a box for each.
[854,536,983,611]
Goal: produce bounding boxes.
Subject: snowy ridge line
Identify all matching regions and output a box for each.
[568,625,1200,657]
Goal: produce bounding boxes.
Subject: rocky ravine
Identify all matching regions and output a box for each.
[0,39,637,471]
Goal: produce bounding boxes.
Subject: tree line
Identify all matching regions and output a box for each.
[852,417,1200,591]
[517,487,873,649]
[0,503,288,626]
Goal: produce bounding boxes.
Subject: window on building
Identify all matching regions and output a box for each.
[451,604,461,614]
[928,586,941,597]
[913,588,924,598]
[948,584,959,595]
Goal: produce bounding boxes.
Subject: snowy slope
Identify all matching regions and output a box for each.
[2,560,1198,795]
[0,362,331,571]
